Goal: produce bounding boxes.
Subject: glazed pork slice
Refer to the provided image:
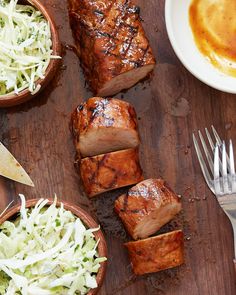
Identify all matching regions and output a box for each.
[68,0,156,96]
[115,179,182,239]
[124,230,184,275]
[71,97,139,157]
[80,148,143,197]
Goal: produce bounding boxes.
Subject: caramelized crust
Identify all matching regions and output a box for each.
[115,179,182,239]
[124,230,184,275]
[71,97,139,157]
[68,0,156,96]
[80,148,143,197]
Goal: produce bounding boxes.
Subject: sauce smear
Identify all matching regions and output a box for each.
[189,0,236,76]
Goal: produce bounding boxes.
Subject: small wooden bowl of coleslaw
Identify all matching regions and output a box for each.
[0,196,107,294]
[0,0,61,107]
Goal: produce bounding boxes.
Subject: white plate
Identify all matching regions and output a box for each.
[165,0,236,94]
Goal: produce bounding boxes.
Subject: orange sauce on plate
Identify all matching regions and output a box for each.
[189,0,236,76]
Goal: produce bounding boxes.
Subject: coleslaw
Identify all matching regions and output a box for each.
[0,0,60,95]
[0,195,106,294]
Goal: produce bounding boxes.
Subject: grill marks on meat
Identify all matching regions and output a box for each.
[71,97,139,157]
[80,148,143,197]
[124,230,184,275]
[115,179,184,274]
[115,179,182,239]
[71,97,142,197]
[68,0,155,96]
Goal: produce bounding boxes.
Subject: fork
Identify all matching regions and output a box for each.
[193,126,236,271]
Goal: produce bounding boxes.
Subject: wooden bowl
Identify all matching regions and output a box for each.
[0,0,61,107]
[0,199,107,295]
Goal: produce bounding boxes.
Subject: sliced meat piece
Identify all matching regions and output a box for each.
[124,230,184,275]
[80,148,143,197]
[71,97,139,158]
[68,0,155,96]
[115,179,182,239]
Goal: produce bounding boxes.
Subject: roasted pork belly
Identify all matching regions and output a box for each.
[68,0,156,96]
[71,97,139,158]
[80,148,143,197]
[115,179,182,239]
[124,230,184,275]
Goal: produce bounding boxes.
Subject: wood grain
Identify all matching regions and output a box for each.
[0,0,236,294]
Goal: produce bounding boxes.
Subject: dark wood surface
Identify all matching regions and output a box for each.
[0,0,236,294]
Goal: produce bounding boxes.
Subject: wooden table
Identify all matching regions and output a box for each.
[0,0,236,294]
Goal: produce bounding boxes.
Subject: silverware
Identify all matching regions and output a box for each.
[193,126,236,270]
[0,142,34,187]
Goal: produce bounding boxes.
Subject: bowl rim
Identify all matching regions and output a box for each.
[165,0,236,94]
[0,198,107,295]
[0,0,61,107]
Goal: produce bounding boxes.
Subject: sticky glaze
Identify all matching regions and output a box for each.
[189,0,236,76]
[68,0,155,96]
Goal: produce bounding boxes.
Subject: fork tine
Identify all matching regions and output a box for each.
[193,133,214,192]
[230,139,235,175]
[214,144,221,193]
[206,127,224,175]
[212,125,231,171]
[205,128,215,151]
[212,125,222,146]
[222,141,227,177]
[198,130,214,175]
[222,141,229,193]
[229,139,236,192]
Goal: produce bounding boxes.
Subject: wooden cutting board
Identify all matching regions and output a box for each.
[0,0,236,294]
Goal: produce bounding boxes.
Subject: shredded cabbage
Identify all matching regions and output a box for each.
[0,195,106,295]
[0,0,60,95]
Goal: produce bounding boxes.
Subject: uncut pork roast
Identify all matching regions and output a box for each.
[71,97,139,157]
[68,0,156,96]
[115,179,182,239]
[80,148,143,197]
[124,230,184,275]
